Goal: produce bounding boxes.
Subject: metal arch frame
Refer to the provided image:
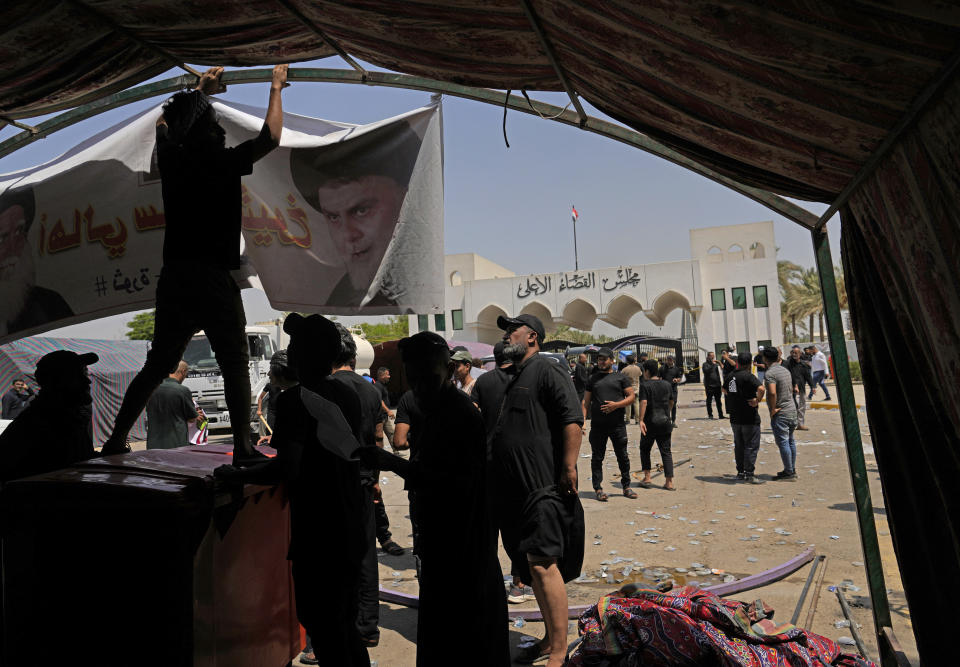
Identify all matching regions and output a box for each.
[0,67,817,229]
[0,66,895,664]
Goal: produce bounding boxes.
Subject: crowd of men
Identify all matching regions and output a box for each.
[0,62,840,665]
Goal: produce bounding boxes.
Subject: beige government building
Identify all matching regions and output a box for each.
[408,221,783,356]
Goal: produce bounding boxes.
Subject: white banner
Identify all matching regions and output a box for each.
[0,100,444,344]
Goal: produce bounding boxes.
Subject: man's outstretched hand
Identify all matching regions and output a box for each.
[272,64,290,90]
[195,66,225,95]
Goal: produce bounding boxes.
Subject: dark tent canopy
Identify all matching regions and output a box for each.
[1,2,958,662]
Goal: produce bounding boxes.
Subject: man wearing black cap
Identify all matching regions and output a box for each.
[723,352,766,483]
[360,331,509,666]
[215,313,371,666]
[492,313,584,667]
[582,348,636,501]
[101,64,288,462]
[0,350,98,483]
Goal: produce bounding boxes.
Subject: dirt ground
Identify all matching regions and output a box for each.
[320,380,917,667]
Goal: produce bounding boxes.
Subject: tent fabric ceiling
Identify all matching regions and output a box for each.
[2,1,959,201]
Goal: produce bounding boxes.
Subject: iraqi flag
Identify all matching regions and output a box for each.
[572,205,579,223]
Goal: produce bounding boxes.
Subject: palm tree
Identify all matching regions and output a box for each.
[777,261,804,340]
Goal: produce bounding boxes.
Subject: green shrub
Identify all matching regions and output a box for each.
[848,361,862,382]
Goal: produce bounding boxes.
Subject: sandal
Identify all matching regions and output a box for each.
[623,487,638,499]
[516,640,551,664]
[595,489,609,502]
[637,481,652,489]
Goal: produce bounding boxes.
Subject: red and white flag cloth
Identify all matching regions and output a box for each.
[572,205,579,223]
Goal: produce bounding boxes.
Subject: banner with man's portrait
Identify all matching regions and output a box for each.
[0,100,444,345]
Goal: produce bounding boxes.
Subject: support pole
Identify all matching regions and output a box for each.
[811,228,895,666]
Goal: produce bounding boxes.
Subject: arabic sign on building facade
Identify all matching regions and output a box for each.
[516,266,642,299]
[0,101,444,344]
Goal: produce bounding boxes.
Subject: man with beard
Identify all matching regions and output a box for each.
[214,313,370,666]
[582,348,636,501]
[0,350,98,483]
[290,121,423,307]
[101,64,289,461]
[361,332,509,666]
[0,187,73,337]
[492,314,584,667]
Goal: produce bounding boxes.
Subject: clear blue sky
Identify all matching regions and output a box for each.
[0,58,840,340]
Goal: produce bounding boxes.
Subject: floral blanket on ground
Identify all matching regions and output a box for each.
[567,586,876,666]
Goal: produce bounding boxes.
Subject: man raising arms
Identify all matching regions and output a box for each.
[102,64,289,461]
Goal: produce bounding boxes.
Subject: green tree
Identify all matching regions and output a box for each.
[125,310,156,341]
[545,324,613,345]
[357,316,409,345]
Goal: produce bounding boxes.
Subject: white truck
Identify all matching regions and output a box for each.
[181,322,374,435]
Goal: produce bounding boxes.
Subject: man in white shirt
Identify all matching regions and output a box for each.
[807,346,832,401]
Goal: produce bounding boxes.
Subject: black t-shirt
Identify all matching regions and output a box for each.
[640,379,674,434]
[701,360,722,388]
[584,370,631,427]
[724,370,762,425]
[661,364,684,394]
[754,354,767,371]
[721,357,737,379]
[572,362,589,394]
[395,389,426,456]
[332,370,381,447]
[470,367,511,443]
[491,356,584,495]
[374,381,391,410]
[157,125,273,271]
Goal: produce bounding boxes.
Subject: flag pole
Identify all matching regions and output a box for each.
[572,205,579,270]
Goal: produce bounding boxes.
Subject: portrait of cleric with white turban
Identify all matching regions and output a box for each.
[290,121,422,307]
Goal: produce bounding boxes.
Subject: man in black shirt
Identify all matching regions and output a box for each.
[102,64,289,462]
[572,352,590,405]
[784,345,813,431]
[660,355,685,425]
[723,352,766,483]
[214,313,370,667]
[701,351,724,419]
[330,324,400,648]
[637,360,676,491]
[582,348,636,501]
[0,351,97,484]
[493,314,584,666]
[360,332,509,666]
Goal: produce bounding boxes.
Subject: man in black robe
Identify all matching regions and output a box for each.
[214,313,370,666]
[361,331,509,666]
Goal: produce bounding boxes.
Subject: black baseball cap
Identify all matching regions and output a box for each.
[35,350,98,386]
[497,314,545,344]
[597,347,614,358]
